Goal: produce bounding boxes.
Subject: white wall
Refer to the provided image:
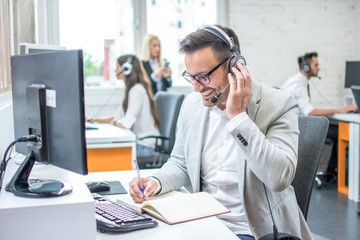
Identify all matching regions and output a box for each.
[228,0,360,108]
[355,0,360,57]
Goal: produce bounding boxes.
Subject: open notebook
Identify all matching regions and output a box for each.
[116,191,230,225]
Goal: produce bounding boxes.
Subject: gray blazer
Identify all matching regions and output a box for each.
[152,81,313,239]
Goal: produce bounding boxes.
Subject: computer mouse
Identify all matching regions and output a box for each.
[86,181,111,193]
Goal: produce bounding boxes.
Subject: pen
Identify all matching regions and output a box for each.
[133,159,146,201]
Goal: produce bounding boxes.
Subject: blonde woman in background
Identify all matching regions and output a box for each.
[141,34,172,95]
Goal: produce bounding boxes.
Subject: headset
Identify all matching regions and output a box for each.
[301,56,311,73]
[120,55,135,76]
[197,25,247,103]
[197,25,246,73]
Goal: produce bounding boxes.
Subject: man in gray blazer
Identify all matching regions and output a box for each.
[129,25,313,240]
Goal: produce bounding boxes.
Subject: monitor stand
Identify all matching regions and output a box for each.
[5,151,72,198]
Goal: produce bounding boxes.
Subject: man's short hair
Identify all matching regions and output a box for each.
[179,25,240,63]
[298,52,318,70]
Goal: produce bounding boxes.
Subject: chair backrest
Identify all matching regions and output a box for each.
[154,92,185,154]
[291,116,329,220]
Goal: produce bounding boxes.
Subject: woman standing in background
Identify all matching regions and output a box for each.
[141,34,172,95]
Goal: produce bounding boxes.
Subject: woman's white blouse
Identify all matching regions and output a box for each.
[114,84,160,147]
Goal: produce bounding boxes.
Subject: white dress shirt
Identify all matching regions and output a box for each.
[201,107,252,236]
[282,72,314,116]
[114,83,160,147]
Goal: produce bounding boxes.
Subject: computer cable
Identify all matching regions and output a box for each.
[310,78,340,107]
[0,135,38,192]
[87,87,120,121]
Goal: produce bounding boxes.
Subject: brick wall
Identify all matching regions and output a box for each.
[227,0,360,108]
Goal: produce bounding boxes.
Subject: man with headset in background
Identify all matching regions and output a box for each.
[282,52,358,181]
[129,25,313,239]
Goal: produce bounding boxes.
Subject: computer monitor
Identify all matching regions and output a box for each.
[7,50,88,198]
[345,61,360,88]
[351,86,360,108]
[19,43,66,55]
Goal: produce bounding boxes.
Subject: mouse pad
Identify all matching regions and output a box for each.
[96,181,127,195]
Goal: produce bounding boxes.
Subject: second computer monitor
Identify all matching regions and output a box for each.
[345,61,360,88]
[19,43,66,55]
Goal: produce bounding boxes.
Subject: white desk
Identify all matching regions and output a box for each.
[87,170,239,240]
[0,154,238,240]
[332,113,360,202]
[86,123,137,171]
[0,154,96,240]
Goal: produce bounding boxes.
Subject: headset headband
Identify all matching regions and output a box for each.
[127,55,135,64]
[197,25,240,55]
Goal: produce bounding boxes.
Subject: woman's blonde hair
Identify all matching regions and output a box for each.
[141,34,163,67]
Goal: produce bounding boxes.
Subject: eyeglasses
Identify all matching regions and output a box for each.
[182,57,230,85]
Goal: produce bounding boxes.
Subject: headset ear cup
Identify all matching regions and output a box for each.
[229,56,247,74]
[303,64,310,73]
[122,62,133,76]
[301,56,310,73]
[236,56,246,67]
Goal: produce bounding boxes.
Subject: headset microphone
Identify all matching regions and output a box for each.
[210,82,230,103]
[116,70,123,77]
[116,68,128,77]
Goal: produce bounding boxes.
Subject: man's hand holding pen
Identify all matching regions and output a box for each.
[129,177,158,203]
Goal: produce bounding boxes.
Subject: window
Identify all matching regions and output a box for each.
[59,0,217,86]
[146,0,217,86]
[59,0,134,85]
[0,0,12,94]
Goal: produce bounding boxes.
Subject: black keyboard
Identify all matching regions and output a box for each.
[92,193,158,233]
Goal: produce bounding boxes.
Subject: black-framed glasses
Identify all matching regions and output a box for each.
[182,57,230,85]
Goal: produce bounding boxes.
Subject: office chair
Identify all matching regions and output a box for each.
[138,92,185,169]
[314,117,339,189]
[291,116,329,220]
[314,138,336,189]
